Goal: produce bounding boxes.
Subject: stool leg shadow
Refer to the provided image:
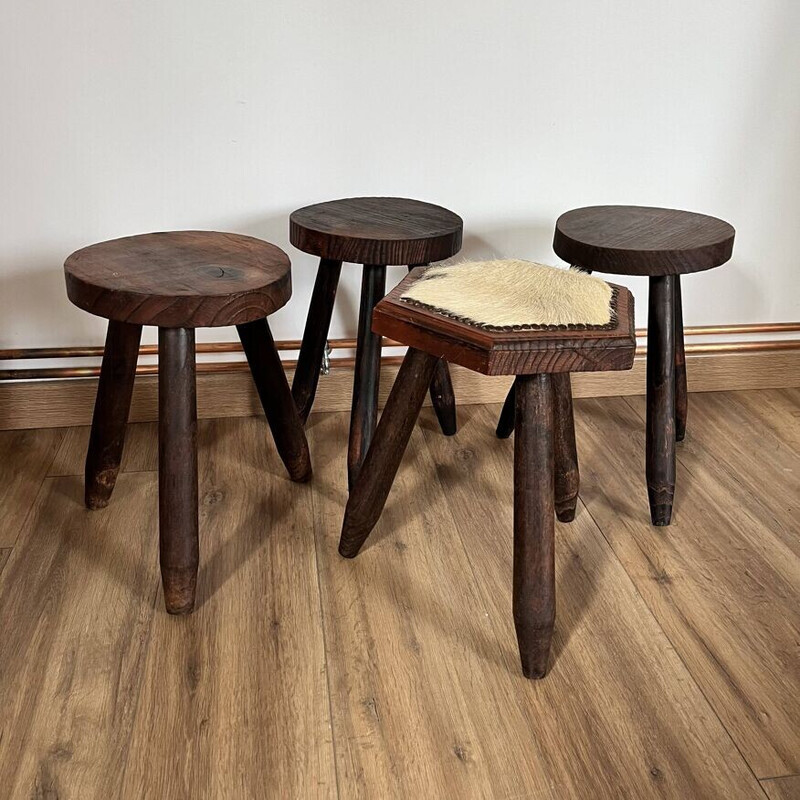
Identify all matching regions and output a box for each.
[339,348,439,558]
[238,318,312,483]
[291,258,343,424]
[85,320,142,510]
[158,327,199,615]
[513,374,556,680]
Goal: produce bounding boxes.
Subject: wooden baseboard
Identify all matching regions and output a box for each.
[0,346,797,431]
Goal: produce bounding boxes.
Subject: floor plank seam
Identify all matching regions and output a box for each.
[2,470,59,554]
[416,419,557,770]
[2,396,795,798]
[759,773,800,781]
[3,431,66,549]
[114,577,162,795]
[308,453,343,800]
[46,467,159,479]
[0,548,11,579]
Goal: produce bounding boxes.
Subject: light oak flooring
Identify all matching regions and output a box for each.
[0,388,798,799]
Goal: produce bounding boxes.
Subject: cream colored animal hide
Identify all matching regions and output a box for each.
[400,260,614,329]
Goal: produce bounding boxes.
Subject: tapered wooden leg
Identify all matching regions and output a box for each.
[348,264,387,490]
[407,264,458,436]
[339,348,439,558]
[674,276,688,442]
[646,276,676,526]
[513,374,556,679]
[428,360,458,436]
[291,258,343,423]
[496,383,516,439]
[552,373,579,522]
[158,327,199,615]
[237,318,312,482]
[85,320,143,509]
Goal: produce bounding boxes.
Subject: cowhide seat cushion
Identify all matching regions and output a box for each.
[399,259,615,330]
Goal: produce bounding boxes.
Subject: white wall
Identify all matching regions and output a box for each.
[1,0,798,360]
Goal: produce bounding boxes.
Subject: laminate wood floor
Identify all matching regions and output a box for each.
[0,389,797,799]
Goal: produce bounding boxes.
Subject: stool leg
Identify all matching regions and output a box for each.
[339,348,439,558]
[646,276,676,526]
[348,264,387,490]
[674,276,688,442]
[513,373,556,679]
[407,265,458,436]
[237,318,312,483]
[85,320,142,509]
[428,360,458,436]
[158,327,199,615]
[552,373,579,522]
[496,383,516,439]
[291,258,343,424]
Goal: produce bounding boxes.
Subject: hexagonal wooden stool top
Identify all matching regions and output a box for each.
[372,264,636,375]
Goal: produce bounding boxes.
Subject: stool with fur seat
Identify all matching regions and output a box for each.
[338,261,636,678]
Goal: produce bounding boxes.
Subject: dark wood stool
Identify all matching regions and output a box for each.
[289,197,463,488]
[338,265,636,678]
[64,231,311,614]
[550,206,735,525]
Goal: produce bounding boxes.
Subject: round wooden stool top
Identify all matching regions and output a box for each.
[289,197,463,266]
[65,231,292,327]
[553,206,735,276]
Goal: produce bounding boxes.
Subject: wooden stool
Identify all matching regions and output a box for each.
[289,197,463,488]
[338,262,636,678]
[551,206,734,525]
[64,231,311,614]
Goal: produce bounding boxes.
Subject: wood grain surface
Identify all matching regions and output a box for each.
[49,422,158,476]
[65,230,292,327]
[553,205,735,276]
[0,426,64,546]
[0,472,161,799]
[578,393,800,778]
[290,197,463,265]
[419,403,770,798]
[118,418,333,798]
[761,776,800,800]
[0,392,796,797]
